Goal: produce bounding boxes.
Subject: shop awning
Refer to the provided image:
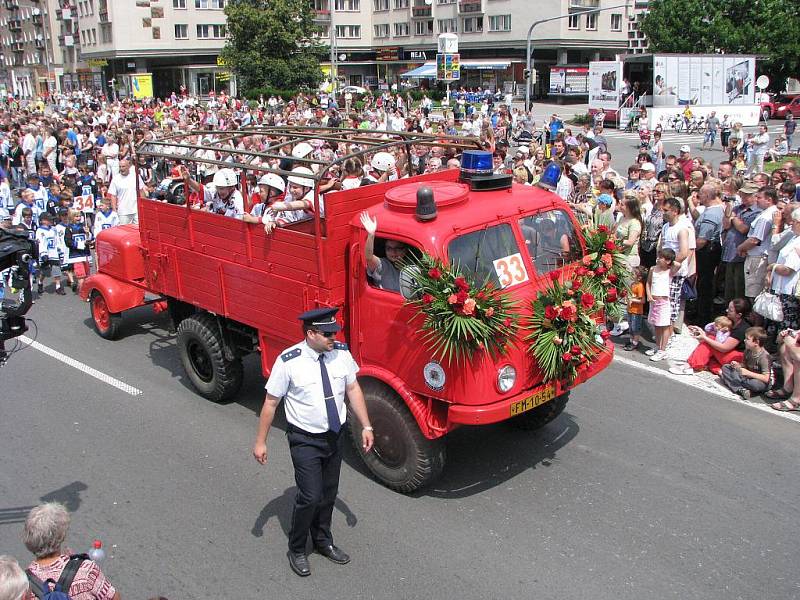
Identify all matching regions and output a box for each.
[400,63,437,78]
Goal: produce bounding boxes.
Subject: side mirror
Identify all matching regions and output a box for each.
[399,265,420,301]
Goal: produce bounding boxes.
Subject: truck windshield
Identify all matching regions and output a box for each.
[447,224,521,287]
[518,209,583,276]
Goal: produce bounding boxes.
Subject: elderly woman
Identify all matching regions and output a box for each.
[767,329,800,410]
[765,209,800,335]
[0,555,28,600]
[670,298,751,375]
[23,502,119,600]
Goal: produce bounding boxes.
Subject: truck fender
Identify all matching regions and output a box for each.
[357,367,448,440]
[80,273,145,314]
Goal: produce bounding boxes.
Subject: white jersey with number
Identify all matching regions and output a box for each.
[93,210,120,236]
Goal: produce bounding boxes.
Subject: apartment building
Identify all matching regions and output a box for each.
[316,0,632,93]
[76,0,235,99]
[627,0,649,55]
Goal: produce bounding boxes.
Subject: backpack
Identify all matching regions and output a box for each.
[26,554,88,600]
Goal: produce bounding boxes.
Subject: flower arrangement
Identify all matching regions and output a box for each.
[577,225,630,321]
[406,253,518,365]
[525,272,610,383]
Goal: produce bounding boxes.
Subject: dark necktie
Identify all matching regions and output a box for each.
[318,354,340,433]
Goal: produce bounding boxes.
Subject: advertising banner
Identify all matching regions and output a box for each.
[653,55,755,107]
[589,61,622,110]
[549,67,589,96]
[130,74,153,99]
[436,53,460,81]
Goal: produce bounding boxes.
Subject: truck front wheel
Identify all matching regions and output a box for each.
[350,381,445,494]
[177,314,243,403]
[90,290,122,340]
[510,392,570,431]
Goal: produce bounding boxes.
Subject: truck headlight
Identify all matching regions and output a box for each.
[497,365,516,393]
[423,361,446,391]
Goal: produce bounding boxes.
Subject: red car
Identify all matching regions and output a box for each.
[773,95,800,119]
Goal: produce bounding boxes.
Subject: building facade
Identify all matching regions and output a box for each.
[627,0,649,55]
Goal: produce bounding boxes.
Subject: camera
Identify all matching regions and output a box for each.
[0,225,35,345]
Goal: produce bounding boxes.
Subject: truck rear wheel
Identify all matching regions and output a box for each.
[350,381,445,494]
[177,314,243,403]
[510,392,570,431]
[90,290,122,340]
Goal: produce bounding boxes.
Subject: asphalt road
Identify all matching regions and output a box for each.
[1,285,799,600]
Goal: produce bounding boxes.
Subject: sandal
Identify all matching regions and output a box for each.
[765,388,792,400]
[770,399,800,412]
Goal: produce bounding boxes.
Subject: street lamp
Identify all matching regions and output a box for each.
[525,2,631,112]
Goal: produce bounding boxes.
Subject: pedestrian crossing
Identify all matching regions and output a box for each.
[601,124,786,141]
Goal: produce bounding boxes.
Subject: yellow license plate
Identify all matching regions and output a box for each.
[510,385,556,416]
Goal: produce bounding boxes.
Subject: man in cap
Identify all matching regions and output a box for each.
[738,185,780,303]
[253,307,374,577]
[678,145,693,182]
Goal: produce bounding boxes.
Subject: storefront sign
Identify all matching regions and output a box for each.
[377,47,401,61]
[130,73,153,99]
[87,59,108,67]
[409,51,428,60]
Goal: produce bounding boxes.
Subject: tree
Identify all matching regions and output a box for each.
[221,0,325,93]
[640,0,800,90]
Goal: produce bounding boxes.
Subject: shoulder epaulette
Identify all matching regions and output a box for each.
[281,348,302,362]
[333,341,348,351]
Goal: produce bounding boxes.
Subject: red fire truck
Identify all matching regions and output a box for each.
[81,128,613,492]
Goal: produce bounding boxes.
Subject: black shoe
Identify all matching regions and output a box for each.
[287,551,311,577]
[37,283,43,294]
[55,287,66,295]
[315,544,350,565]
[71,281,78,292]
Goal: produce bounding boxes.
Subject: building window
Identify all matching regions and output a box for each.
[374,23,390,37]
[335,24,361,38]
[610,13,621,31]
[414,19,433,35]
[196,24,226,38]
[488,14,510,31]
[437,0,456,3]
[315,24,330,37]
[100,22,112,42]
[585,13,597,30]
[394,21,409,36]
[175,24,188,39]
[437,18,457,33]
[334,0,360,10]
[173,0,186,8]
[393,0,409,8]
[374,0,389,9]
[461,16,482,33]
[194,0,225,8]
[568,14,579,29]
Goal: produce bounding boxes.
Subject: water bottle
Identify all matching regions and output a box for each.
[88,540,105,563]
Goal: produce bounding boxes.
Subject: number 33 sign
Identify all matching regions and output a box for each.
[492,253,529,288]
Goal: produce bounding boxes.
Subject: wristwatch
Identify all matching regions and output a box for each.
[363,426,374,431]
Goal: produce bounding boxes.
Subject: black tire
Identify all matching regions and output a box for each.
[510,392,570,431]
[349,380,445,493]
[90,290,122,340]
[177,313,243,403]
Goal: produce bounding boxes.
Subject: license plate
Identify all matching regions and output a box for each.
[510,385,556,416]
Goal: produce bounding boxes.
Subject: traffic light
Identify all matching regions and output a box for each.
[523,68,531,80]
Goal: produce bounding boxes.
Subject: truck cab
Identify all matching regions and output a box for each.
[80,128,612,492]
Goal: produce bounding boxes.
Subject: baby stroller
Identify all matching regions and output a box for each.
[638,126,651,149]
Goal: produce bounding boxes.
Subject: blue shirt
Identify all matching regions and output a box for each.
[66,130,80,156]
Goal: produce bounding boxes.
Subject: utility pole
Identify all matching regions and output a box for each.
[329,0,338,96]
[525,2,631,112]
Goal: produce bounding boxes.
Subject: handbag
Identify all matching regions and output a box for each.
[753,289,784,322]
[680,276,697,301]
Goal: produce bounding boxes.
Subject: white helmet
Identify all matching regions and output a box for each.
[287,166,315,187]
[371,152,396,172]
[257,172,286,193]
[212,168,237,188]
[291,142,313,159]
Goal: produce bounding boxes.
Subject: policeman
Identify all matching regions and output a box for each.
[252,307,374,577]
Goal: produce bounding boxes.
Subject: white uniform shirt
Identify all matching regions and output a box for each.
[94,209,120,236]
[202,186,245,219]
[108,171,144,217]
[265,340,359,433]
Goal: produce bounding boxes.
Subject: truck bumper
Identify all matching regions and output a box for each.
[447,342,614,426]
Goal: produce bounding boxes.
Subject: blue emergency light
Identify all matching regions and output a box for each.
[460,150,493,176]
[537,161,562,191]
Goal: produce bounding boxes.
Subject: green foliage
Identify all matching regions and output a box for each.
[222,0,325,92]
[640,0,800,90]
[577,226,631,322]
[405,253,519,366]
[569,112,593,126]
[242,87,299,101]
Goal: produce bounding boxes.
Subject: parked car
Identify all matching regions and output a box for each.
[773,95,800,120]
[341,85,367,95]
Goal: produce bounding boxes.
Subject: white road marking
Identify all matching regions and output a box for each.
[18,335,143,397]
[613,354,800,423]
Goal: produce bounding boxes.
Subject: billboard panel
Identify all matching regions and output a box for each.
[589,61,622,110]
[653,55,755,107]
[549,67,589,96]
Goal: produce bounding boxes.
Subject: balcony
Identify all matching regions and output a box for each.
[458,0,482,13]
[8,19,21,31]
[4,0,19,9]
[34,38,44,49]
[313,9,331,21]
[11,41,23,52]
[99,8,109,22]
[411,5,432,17]
[32,14,43,26]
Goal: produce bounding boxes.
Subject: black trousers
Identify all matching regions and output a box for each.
[286,425,343,554]
[696,244,722,325]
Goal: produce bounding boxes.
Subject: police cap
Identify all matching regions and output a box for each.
[298,307,341,333]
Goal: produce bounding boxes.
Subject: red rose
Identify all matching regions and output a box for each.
[428,267,442,280]
[454,276,470,291]
[600,329,611,340]
[562,352,573,362]
[571,345,581,355]
[587,270,595,277]
[503,317,512,327]
[607,273,618,283]
[604,240,616,251]
[607,288,618,302]
[456,290,469,303]
[544,305,559,320]
[567,289,575,296]
[448,293,458,304]
[596,266,607,275]
[597,225,610,234]
[567,325,575,334]
[422,293,435,304]
[580,292,595,309]
[576,267,588,276]
[477,291,486,301]
[549,271,560,281]
[560,303,577,321]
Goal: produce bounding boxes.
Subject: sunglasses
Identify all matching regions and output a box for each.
[315,330,336,338]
